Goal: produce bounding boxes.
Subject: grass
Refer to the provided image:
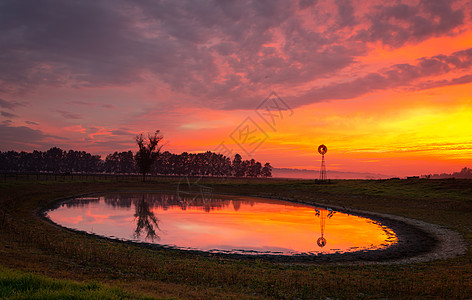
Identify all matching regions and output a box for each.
[1,177,471,299]
[0,265,152,299]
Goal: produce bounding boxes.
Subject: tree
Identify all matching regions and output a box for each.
[261,162,272,177]
[44,147,65,172]
[232,154,245,177]
[105,151,136,174]
[246,159,262,177]
[135,130,163,182]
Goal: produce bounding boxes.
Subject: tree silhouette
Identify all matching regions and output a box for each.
[246,158,262,177]
[105,151,136,173]
[135,130,163,182]
[232,154,245,177]
[261,162,273,177]
[0,146,273,178]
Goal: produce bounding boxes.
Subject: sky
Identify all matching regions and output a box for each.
[0,0,471,177]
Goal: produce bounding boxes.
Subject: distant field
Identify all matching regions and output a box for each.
[1,177,471,299]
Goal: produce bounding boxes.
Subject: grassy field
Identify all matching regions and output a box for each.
[0,265,152,299]
[1,177,471,299]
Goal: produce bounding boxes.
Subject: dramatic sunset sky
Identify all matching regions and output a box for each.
[1,0,471,177]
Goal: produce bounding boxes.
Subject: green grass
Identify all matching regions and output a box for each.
[0,265,152,299]
[1,177,471,299]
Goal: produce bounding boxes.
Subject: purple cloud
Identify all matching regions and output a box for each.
[0,123,67,151]
[0,0,470,112]
[0,98,21,109]
[1,111,18,118]
[357,0,465,46]
[56,110,83,120]
[25,120,39,125]
[335,0,356,28]
[0,124,47,143]
[111,129,133,136]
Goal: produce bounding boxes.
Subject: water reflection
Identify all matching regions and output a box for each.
[134,196,160,241]
[61,196,101,207]
[95,192,256,213]
[315,208,335,248]
[176,176,214,203]
[47,192,397,255]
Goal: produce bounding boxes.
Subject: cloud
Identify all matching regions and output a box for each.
[356,0,466,47]
[25,120,39,125]
[412,74,472,91]
[335,0,356,28]
[0,0,470,111]
[298,0,317,10]
[0,123,67,151]
[1,111,18,118]
[70,101,96,107]
[64,125,86,133]
[348,142,472,155]
[0,0,148,91]
[57,110,83,119]
[0,124,47,143]
[0,98,21,109]
[111,129,133,136]
[292,47,472,107]
[76,139,135,155]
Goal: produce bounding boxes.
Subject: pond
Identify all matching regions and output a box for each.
[45,192,397,255]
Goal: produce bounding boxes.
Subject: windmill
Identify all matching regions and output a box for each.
[318,144,327,181]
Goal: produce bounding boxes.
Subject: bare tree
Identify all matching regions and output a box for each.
[135,130,163,182]
[133,195,160,241]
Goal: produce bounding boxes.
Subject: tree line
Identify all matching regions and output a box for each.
[0,148,272,178]
[421,167,472,179]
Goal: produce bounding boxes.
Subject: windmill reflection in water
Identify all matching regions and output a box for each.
[132,192,337,249]
[315,207,335,248]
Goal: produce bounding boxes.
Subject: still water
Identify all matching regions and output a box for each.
[46,192,397,255]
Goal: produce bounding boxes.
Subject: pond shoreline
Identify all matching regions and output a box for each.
[40,190,467,265]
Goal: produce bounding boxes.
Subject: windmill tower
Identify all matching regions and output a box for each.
[318,144,327,181]
[315,207,335,248]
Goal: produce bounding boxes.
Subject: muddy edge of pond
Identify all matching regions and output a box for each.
[40,191,468,265]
